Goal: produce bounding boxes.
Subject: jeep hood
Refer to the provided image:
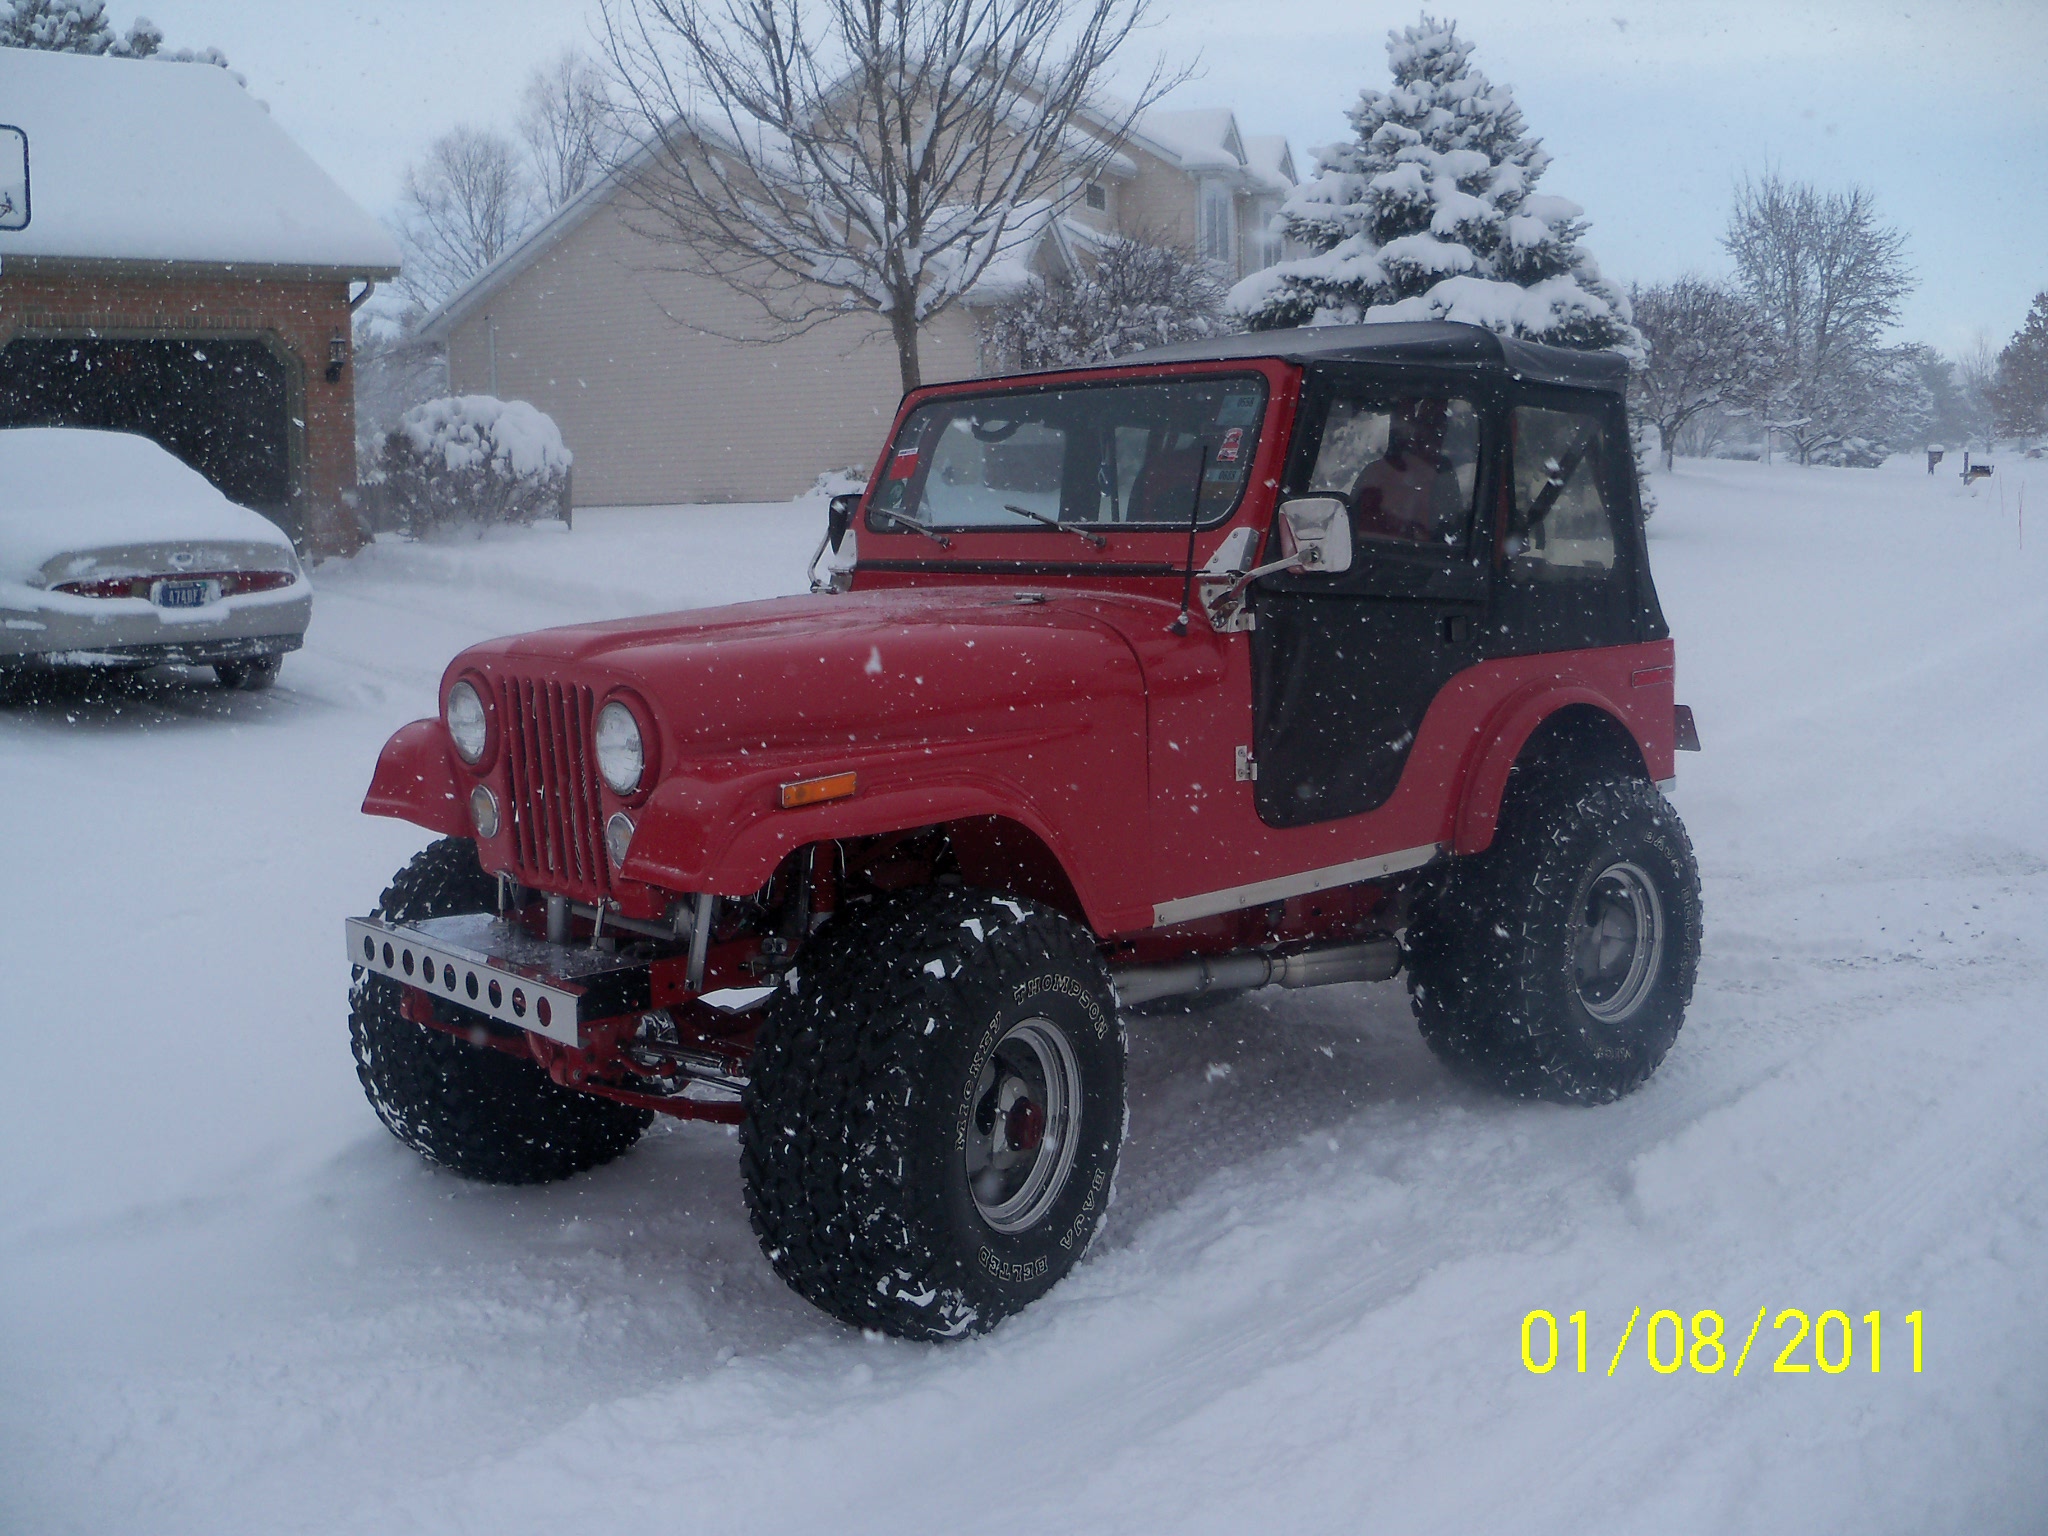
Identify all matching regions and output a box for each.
[450,586,1150,765]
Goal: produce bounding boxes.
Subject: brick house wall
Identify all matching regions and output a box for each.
[0,264,365,555]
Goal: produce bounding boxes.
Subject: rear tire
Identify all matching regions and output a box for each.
[1405,774,1701,1104]
[349,837,651,1184]
[741,888,1125,1339]
[215,654,282,690]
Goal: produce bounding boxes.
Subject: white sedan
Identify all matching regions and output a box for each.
[1,427,312,690]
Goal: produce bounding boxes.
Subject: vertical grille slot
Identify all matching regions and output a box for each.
[496,674,607,900]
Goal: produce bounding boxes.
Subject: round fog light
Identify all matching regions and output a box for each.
[470,784,500,838]
[605,810,634,868]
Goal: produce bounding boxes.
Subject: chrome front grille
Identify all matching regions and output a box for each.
[497,675,609,901]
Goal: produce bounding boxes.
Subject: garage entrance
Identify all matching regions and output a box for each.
[0,336,299,537]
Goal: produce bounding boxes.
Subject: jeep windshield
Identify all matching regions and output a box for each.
[865,374,1269,538]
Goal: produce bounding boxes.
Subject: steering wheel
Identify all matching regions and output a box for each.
[970,416,1023,443]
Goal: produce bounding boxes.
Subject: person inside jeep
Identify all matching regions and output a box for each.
[1309,394,1481,549]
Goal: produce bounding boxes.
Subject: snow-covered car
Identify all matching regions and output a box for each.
[0,427,311,690]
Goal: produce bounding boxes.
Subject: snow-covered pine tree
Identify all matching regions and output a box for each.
[0,0,226,63]
[1229,16,1638,359]
[1990,291,2048,441]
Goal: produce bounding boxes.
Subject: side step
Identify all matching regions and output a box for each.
[1111,938,1400,1009]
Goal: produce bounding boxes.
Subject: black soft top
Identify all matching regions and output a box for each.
[1068,321,1630,394]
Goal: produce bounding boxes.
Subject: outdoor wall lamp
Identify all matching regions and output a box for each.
[325,328,348,383]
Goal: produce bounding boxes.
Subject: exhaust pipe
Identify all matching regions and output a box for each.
[1111,938,1400,1008]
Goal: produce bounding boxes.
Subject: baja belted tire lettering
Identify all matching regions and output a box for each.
[741,887,1126,1341]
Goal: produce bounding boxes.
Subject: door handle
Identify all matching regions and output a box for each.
[1441,614,1470,643]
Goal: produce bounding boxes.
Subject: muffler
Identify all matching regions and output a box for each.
[1111,938,1400,1008]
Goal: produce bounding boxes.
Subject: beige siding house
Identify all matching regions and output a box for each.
[418,105,1294,508]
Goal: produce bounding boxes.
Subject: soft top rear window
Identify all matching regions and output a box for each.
[867,374,1269,535]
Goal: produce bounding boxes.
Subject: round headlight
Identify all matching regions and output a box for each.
[470,784,500,839]
[595,700,645,794]
[446,680,488,764]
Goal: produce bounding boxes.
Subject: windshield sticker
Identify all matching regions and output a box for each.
[887,447,921,480]
[1216,427,1244,462]
[1217,394,1262,427]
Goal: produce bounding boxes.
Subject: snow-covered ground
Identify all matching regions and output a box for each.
[3,461,2045,1534]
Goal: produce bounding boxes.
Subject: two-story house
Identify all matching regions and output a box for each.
[412,101,1295,508]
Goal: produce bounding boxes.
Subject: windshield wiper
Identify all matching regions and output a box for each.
[868,508,953,549]
[1002,504,1108,550]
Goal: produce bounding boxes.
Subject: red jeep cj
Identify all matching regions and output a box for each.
[349,322,1703,1339]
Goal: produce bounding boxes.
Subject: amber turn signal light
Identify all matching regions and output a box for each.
[779,771,857,809]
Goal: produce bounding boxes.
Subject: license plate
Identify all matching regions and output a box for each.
[153,579,217,609]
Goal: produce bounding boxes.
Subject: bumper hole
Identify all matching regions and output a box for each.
[401,950,414,976]
[536,996,552,1028]
[363,935,375,961]
[466,972,479,1000]
[382,943,394,968]
[511,988,526,1018]
[488,979,503,1008]
[420,958,435,984]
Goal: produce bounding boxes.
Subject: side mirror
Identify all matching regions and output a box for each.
[1276,496,1352,575]
[826,491,860,553]
[0,126,28,232]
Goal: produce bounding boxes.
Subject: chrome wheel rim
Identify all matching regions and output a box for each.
[1572,860,1665,1023]
[965,1018,1080,1234]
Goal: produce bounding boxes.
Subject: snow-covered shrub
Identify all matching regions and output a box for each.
[805,466,868,501]
[1229,18,1637,359]
[984,238,1233,370]
[377,396,571,534]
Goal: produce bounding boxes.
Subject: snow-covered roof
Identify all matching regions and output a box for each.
[0,47,400,274]
[1242,135,1297,193]
[1138,109,1247,172]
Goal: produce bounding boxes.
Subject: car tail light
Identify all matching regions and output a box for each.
[220,570,297,595]
[49,569,295,599]
[52,576,148,598]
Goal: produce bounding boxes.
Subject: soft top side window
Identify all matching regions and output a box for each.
[1305,393,1480,554]
[1504,405,1618,579]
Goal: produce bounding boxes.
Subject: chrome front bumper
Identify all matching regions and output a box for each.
[347,912,651,1047]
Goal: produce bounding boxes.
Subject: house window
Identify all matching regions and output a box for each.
[1200,181,1234,270]
[1084,182,1107,211]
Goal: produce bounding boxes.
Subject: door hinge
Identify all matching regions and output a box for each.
[1235,745,1258,782]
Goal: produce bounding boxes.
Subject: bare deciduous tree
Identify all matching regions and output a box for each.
[1628,276,1771,469]
[984,234,1230,370]
[396,125,537,310]
[596,0,1183,393]
[518,48,616,215]
[1722,173,1915,463]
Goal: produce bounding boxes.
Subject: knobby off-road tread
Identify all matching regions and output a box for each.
[349,836,651,1184]
[741,887,1124,1340]
[1406,774,1702,1104]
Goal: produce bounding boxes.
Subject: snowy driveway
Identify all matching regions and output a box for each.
[3,467,2045,1534]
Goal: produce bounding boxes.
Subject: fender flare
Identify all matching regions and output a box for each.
[620,771,1130,933]
[362,718,468,837]
[1451,683,1641,855]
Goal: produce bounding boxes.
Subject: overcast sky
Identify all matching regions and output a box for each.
[137,0,2048,352]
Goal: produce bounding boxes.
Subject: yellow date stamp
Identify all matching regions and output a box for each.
[1521,1308,1924,1376]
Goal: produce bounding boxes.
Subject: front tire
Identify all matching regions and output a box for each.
[1406,774,1702,1104]
[349,837,651,1184]
[741,888,1125,1339]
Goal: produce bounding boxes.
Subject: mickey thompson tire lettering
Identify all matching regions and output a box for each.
[1405,773,1703,1105]
[349,836,651,1185]
[740,887,1126,1341]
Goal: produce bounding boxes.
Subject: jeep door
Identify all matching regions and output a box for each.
[1249,368,1494,827]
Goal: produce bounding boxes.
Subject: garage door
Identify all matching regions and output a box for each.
[0,336,296,537]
